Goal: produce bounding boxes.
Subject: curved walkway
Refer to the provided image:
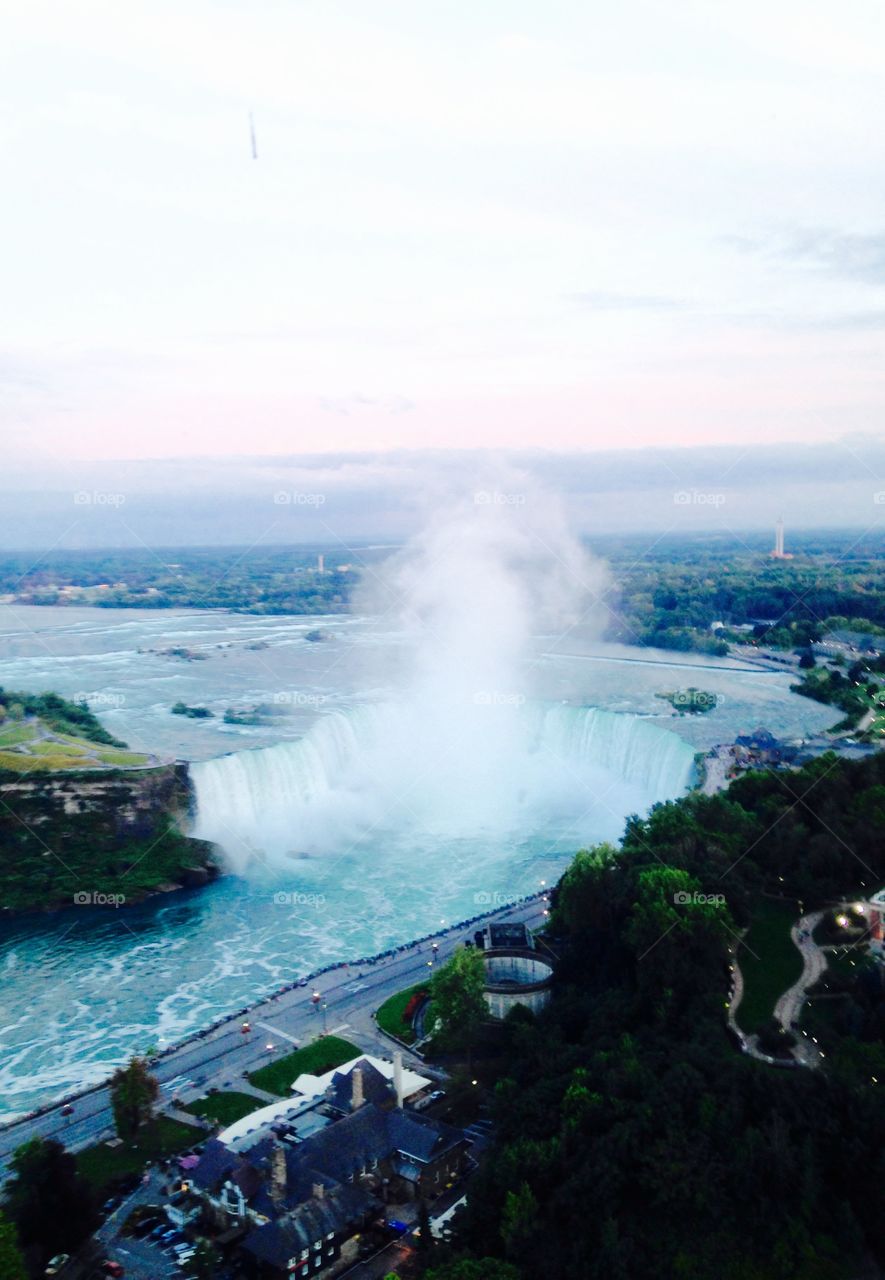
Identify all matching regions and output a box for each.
[775,911,826,1066]
[728,909,826,1068]
[726,940,772,1064]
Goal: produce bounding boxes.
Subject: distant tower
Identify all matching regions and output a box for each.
[771,516,793,560]
[317,554,325,574]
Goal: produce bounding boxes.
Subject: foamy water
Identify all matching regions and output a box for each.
[0,604,833,1114]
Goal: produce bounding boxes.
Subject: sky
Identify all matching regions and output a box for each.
[3,0,885,472]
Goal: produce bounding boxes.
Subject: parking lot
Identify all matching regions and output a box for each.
[92,1161,241,1280]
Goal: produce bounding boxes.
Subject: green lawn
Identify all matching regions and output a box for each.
[0,722,37,747]
[376,982,429,1044]
[184,1091,264,1127]
[76,1115,203,1192]
[735,898,803,1034]
[247,1035,360,1096]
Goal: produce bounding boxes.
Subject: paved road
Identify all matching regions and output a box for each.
[0,898,546,1176]
[776,911,827,1067]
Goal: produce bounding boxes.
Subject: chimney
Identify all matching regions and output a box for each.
[270,1142,287,1204]
[312,1181,325,1200]
[351,1066,364,1111]
[393,1051,405,1109]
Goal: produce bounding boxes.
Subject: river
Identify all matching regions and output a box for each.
[0,606,833,1115]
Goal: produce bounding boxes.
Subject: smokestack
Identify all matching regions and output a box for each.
[270,1142,287,1204]
[393,1051,405,1109]
[317,553,325,574]
[352,1066,364,1110]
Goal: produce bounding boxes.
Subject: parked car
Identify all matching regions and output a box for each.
[45,1256,70,1277]
[132,1216,161,1238]
[100,1263,125,1278]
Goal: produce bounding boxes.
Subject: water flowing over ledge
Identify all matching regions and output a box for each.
[190,702,697,868]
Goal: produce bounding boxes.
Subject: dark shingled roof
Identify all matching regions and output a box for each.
[191,1138,235,1193]
[242,1184,378,1268]
[288,1103,464,1183]
[195,1102,468,1265]
[326,1059,394,1113]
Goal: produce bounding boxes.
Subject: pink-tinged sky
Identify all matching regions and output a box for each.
[2,0,885,462]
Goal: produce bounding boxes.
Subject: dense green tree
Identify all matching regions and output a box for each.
[110,1056,160,1140]
[425,1260,521,1280]
[4,1138,97,1270]
[500,1181,539,1261]
[0,1212,27,1280]
[447,754,885,1280]
[184,1239,220,1278]
[417,1199,433,1257]
[430,947,486,1053]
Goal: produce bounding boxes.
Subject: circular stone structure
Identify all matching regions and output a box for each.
[483,947,555,1018]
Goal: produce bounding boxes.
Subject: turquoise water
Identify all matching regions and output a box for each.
[0,607,832,1115]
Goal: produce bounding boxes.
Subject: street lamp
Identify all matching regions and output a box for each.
[311,990,328,1035]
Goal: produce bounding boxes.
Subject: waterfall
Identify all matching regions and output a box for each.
[191,703,696,869]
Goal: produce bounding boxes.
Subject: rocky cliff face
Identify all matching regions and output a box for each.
[1,761,192,835]
[0,763,219,912]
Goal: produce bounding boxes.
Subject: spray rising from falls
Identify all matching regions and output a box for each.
[191,493,695,869]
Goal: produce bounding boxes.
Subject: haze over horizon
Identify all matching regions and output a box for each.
[2,442,885,548]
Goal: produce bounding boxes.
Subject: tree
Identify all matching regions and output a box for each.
[425,1261,521,1280]
[417,1199,433,1256]
[4,1138,97,1270]
[0,1212,27,1280]
[429,946,486,1052]
[110,1056,160,1140]
[500,1180,539,1261]
[185,1239,220,1278]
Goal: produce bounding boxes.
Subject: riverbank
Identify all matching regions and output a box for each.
[0,759,217,914]
[0,892,547,1143]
